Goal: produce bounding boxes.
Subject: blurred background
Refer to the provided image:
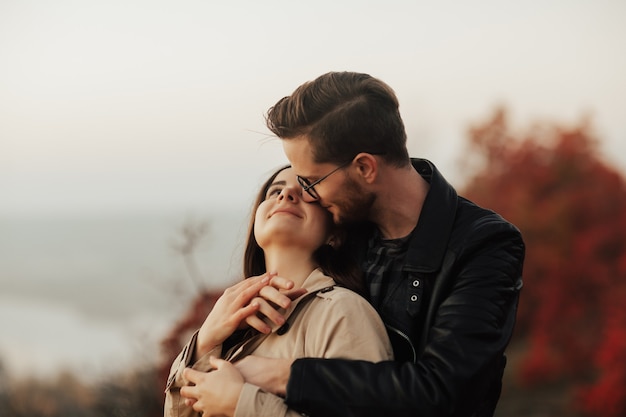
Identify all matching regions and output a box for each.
[1,1,625,416]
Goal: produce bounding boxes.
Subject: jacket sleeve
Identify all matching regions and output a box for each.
[234,289,394,417]
[163,331,222,417]
[234,384,307,417]
[284,222,525,417]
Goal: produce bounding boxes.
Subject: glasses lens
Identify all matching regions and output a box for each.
[305,187,319,200]
[297,176,319,200]
[296,176,310,188]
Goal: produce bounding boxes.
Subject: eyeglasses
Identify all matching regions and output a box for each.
[297,160,352,201]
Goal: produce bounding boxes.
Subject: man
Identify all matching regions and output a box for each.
[182,71,525,417]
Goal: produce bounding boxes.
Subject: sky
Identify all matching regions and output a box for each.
[2,0,625,216]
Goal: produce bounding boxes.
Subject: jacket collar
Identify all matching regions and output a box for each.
[403,159,458,273]
[266,268,334,334]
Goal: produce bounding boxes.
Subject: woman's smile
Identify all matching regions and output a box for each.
[270,207,302,218]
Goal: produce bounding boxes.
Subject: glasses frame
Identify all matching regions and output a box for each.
[296,160,352,201]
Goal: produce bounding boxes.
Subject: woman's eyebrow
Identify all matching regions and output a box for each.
[270,180,287,187]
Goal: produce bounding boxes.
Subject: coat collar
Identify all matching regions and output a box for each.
[403,159,458,273]
[267,268,335,334]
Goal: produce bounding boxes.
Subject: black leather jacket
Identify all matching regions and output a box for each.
[285,159,525,417]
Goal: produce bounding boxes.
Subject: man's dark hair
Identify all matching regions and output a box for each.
[265,71,409,167]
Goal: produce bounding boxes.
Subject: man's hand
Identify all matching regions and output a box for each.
[234,356,294,396]
[181,357,243,417]
[244,274,306,332]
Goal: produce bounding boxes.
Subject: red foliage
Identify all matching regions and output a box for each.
[577,297,626,417]
[461,107,626,416]
[157,290,223,392]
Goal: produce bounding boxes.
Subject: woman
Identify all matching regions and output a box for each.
[164,166,393,417]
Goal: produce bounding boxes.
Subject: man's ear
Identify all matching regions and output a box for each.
[352,153,378,184]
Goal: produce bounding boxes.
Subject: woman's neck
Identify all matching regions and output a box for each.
[263,245,318,289]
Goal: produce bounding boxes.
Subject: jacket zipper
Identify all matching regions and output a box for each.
[386,324,417,363]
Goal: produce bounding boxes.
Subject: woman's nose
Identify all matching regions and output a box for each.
[278,186,300,202]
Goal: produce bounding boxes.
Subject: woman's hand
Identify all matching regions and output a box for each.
[196,274,272,356]
[196,273,306,358]
[243,275,307,333]
[181,357,243,417]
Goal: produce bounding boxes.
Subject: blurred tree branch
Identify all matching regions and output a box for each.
[170,217,210,293]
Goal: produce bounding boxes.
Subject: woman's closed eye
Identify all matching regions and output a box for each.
[265,186,283,199]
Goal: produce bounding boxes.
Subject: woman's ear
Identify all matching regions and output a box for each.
[327,228,346,248]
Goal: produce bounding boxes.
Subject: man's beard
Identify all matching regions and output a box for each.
[333,177,375,225]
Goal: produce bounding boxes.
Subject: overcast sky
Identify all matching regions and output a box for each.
[2,0,625,215]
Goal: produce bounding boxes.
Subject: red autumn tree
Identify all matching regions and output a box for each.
[576,286,626,417]
[460,107,626,416]
[158,291,222,384]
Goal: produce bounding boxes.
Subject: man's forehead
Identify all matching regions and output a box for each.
[282,137,316,170]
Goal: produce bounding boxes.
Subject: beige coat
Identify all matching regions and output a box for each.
[164,268,393,417]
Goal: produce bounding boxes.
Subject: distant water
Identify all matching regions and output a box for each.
[0,208,250,381]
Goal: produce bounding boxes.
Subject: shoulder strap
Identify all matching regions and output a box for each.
[276,285,334,335]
